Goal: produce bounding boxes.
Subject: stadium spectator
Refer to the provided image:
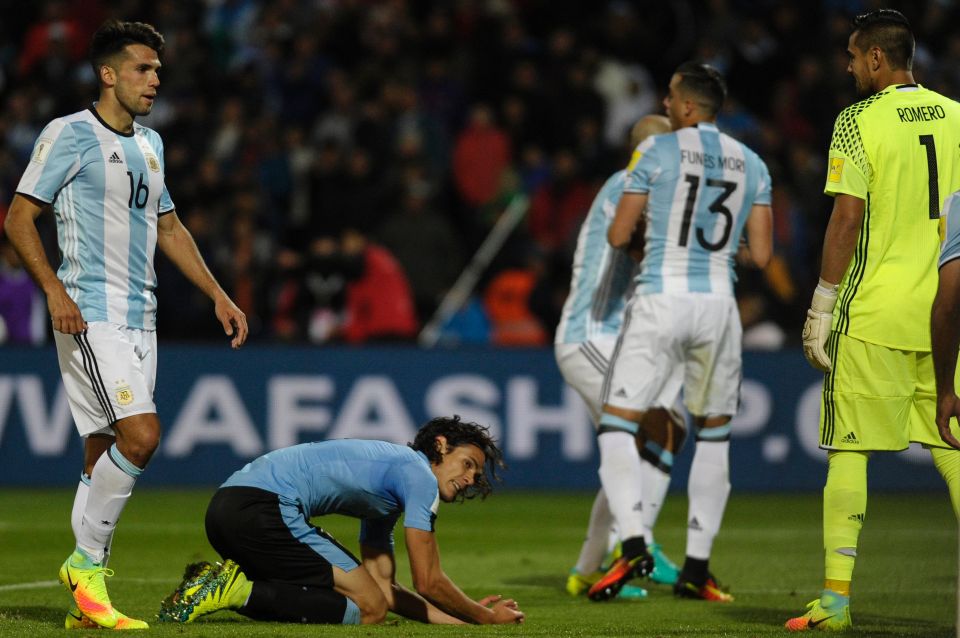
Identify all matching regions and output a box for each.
[527,149,596,252]
[157,416,525,626]
[483,267,546,347]
[377,179,464,322]
[452,103,511,210]
[340,229,419,344]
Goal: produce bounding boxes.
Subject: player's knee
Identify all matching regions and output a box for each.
[114,414,161,466]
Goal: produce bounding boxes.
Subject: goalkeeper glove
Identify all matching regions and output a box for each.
[802,279,838,373]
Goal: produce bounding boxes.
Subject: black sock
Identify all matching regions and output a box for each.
[680,557,709,586]
[242,581,349,624]
[622,536,648,560]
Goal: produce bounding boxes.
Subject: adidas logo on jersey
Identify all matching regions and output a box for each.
[108,152,123,164]
[847,512,865,524]
[840,431,859,444]
[615,388,628,398]
[688,516,702,531]
[632,501,643,512]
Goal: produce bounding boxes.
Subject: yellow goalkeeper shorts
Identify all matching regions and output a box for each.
[820,332,960,450]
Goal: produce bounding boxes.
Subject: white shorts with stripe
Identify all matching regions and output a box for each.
[603,293,742,417]
[555,338,618,425]
[557,338,687,428]
[53,321,158,437]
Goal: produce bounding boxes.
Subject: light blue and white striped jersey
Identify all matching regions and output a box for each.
[555,171,637,343]
[16,107,175,330]
[221,439,439,549]
[939,191,960,267]
[624,122,771,296]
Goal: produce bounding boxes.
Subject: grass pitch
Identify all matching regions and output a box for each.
[0,489,954,637]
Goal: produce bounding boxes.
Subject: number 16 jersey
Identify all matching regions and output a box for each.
[16,107,175,330]
[823,84,960,352]
[623,121,771,298]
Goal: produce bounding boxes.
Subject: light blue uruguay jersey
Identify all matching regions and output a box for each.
[16,107,175,330]
[624,122,771,296]
[555,171,636,343]
[221,439,439,549]
[939,191,960,267]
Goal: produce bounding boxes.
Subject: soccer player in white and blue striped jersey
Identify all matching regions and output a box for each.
[556,115,685,599]
[3,20,248,630]
[587,62,772,603]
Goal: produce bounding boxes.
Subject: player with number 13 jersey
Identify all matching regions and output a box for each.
[623,120,770,296]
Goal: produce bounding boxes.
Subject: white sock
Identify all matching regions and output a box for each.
[574,489,613,574]
[72,473,116,567]
[597,431,645,540]
[641,460,671,545]
[686,440,730,560]
[71,474,90,544]
[78,444,141,562]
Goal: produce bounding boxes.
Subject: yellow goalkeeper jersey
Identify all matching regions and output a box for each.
[824,83,960,351]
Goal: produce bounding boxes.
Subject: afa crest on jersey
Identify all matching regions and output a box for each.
[115,381,134,406]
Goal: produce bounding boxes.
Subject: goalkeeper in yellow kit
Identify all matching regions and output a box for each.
[792,8,960,632]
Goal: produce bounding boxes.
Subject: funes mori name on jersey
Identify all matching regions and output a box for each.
[896,104,947,123]
[679,149,746,173]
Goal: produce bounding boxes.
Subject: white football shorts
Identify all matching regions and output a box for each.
[555,338,618,424]
[54,321,158,437]
[602,293,742,417]
[557,338,686,428]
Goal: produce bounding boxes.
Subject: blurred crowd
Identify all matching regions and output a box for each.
[2,0,960,347]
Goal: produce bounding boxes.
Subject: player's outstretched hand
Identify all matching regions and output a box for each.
[935,392,960,450]
[47,285,86,334]
[479,595,524,624]
[214,295,248,349]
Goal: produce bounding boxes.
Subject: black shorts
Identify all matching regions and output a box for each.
[205,486,360,588]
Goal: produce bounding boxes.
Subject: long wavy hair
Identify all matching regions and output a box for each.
[409,415,505,501]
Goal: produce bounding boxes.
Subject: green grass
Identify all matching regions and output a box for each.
[0,489,955,637]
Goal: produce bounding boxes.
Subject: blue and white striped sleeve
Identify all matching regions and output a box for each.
[623,136,660,194]
[153,132,175,214]
[940,192,960,267]
[16,119,79,203]
[754,155,772,206]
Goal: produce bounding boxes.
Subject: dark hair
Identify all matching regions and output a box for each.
[409,415,505,501]
[90,20,165,78]
[851,9,914,71]
[674,61,727,117]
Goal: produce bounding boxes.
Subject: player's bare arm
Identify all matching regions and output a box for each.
[156,211,247,348]
[608,192,649,249]
[404,527,524,624]
[360,544,463,624]
[819,193,865,285]
[741,204,773,268]
[802,193,865,372]
[3,193,86,334]
[931,258,960,450]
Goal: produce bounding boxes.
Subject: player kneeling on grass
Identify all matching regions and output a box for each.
[158,416,525,626]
